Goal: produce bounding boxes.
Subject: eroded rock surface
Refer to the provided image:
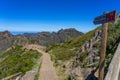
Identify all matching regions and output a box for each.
[69,30,102,80]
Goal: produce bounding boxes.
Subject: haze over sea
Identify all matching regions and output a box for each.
[11,31,38,35]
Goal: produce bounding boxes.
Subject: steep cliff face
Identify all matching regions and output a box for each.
[69,30,102,80]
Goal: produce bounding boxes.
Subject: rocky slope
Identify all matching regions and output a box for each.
[69,30,102,80]
[47,27,102,80]
[0,31,29,53]
[47,21,120,80]
[0,31,14,53]
[69,23,120,80]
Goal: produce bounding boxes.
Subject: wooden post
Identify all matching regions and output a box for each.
[94,10,116,80]
[99,22,108,80]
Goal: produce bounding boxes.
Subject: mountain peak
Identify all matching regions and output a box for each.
[58,28,83,34]
[0,30,12,37]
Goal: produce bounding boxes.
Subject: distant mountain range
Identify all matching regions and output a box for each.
[0,28,83,53]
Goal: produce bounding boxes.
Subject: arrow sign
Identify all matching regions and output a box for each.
[94,10,116,25]
[94,14,107,24]
[93,10,117,80]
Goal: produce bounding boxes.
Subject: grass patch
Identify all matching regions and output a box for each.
[47,27,101,62]
[0,46,42,79]
[34,64,41,80]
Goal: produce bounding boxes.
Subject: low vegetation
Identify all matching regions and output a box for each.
[47,27,101,62]
[46,21,120,80]
[0,46,42,79]
[34,64,41,80]
[105,21,120,68]
[47,21,120,65]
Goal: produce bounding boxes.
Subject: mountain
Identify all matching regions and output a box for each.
[24,28,83,46]
[47,21,120,80]
[0,28,83,54]
[0,31,14,53]
[0,31,29,53]
[0,28,83,79]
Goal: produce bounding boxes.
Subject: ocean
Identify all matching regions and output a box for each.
[11,31,38,35]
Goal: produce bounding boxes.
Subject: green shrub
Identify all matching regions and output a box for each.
[48,27,101,62]
[0,46,42,79]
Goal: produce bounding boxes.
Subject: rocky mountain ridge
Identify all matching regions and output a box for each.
[0,28,83,53]
[24,28,83,45]
[0,31,14,53]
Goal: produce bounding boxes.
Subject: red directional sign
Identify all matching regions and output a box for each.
[93,10,117,80]
[107,11,116,22]
[94,10,116,25]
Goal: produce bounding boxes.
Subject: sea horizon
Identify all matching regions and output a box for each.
[11,31,37,35]
[11,31,55,35]
[0,29,87,35]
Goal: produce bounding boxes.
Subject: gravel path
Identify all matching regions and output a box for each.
[24,44,58,80]
[38,50,58,80]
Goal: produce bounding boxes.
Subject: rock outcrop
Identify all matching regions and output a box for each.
[69,30,102,80]
[0,31,13,53]
[0,31,29,53]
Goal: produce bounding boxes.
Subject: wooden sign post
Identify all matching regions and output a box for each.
[99,22,108,80]
[93,10,116,80]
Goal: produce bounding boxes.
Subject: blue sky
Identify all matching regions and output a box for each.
[0,0,120,32]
